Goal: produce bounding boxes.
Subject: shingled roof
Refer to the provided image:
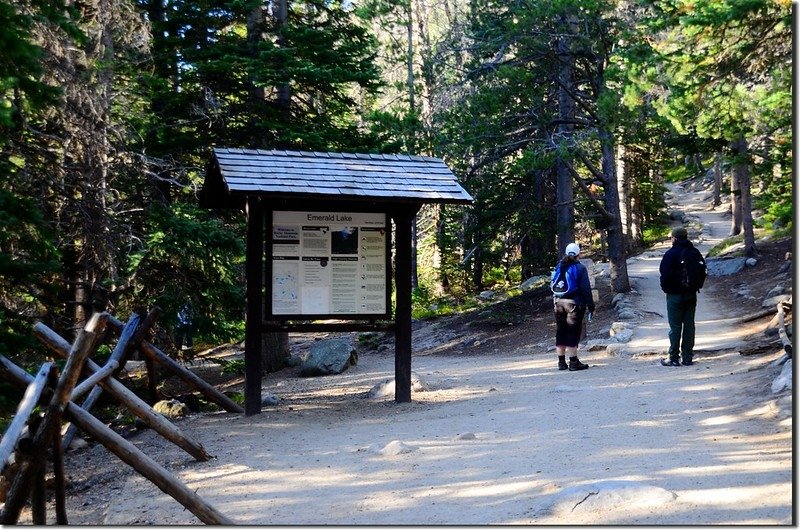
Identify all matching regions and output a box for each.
[202,148,473,208]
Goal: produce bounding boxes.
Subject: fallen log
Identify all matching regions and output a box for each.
[738,307,777,323]
[106,316,243,414]
[0,356,234,525]
[34,323,211,462]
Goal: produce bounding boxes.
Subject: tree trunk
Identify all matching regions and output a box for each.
[731,136,756,256]
[555,16,576,253]
[712,151,723,207]
[276,0,291,118]
[616,144,631,246]
[599,129,630,294]
[729,149,743,236]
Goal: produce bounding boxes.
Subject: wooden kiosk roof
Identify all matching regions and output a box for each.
[201,147,471,414]
[201,148,473,207]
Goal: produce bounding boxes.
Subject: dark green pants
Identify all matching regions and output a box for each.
[666,293,697,362]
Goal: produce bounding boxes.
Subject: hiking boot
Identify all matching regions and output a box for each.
[660,358,681,367]
[558,359,569,371]
[681,359,694,366]
[568,358,589,371]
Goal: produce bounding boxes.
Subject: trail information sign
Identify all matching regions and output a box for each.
[270,211,389,318]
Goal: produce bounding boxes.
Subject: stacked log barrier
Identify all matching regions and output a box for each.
[0,355,234,525]
[106,315,244,414]
[34,323,211,462]
[0,313,105,524]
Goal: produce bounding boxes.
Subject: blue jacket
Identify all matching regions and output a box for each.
[553,260,595,312]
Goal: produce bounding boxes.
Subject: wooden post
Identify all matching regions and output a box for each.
[145,355,159,404]
[62,312,139,449]
[245,197,264,415]
[392,206,420,403]
[0,356,234,525]
[1,313,104,525]
[52,410,69,525]
[34,323,212,461]
[0,363,55,471]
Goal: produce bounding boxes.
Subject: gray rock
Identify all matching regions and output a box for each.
[368,372,431,398]
[378,440,416,456]
[534,480,676,517]
[605,343,627,356]
[154,399,189,418]
[610,328,633,343]
[261,393,280,406]
[478,290,495,300]
[706,256,746,277]
[611,293,626,308]
[746,257,758,267]
[668,211,686,221]
[520,275,549,292]
[762,294,792,308]
[299,338,357,377]
[609,322,631,336]
[771,359,792,393]
[765,284,786,298]
[68,437,89,452]
[616,308,637,321]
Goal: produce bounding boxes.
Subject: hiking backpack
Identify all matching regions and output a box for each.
[551,262,576,297]
[679,247,707,292]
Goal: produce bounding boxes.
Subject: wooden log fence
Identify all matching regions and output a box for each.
[61,310,149,450]
[0,309,237,525]
[0,355,234,525]
[34,322,211,462]
[1,312,105,524]
[0,363,55,474]
[106,315,244,414]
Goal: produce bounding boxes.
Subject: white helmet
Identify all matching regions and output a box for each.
[565,242,580,256]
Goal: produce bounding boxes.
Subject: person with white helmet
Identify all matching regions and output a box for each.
[550,242,594,371]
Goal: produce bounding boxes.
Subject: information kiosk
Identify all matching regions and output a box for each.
[201,148,472,415]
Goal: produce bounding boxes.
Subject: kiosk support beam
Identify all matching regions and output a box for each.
[244,197,264,415]
[392,206,420,403]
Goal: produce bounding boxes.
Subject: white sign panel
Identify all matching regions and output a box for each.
[271,211,388,316]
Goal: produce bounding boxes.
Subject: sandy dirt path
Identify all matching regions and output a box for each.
[93,181,792,525]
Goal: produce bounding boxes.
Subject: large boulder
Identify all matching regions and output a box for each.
[706,256,747,277]
[299,338,357,377]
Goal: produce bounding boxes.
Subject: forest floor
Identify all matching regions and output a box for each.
[14,176,793,525]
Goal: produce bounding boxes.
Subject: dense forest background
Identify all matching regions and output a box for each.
[0,0,792,373]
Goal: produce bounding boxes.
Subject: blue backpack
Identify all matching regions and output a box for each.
[551,262,577,297]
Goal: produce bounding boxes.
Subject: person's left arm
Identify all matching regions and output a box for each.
[580,266,595,313]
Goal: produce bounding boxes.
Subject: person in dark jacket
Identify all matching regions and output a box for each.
[659,226,701,366]
[552,242,595,371]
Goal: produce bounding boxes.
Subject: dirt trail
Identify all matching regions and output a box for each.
[15,179,793,525]
[621,181,745,357]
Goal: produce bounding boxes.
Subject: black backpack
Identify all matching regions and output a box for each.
[680,247,707,292]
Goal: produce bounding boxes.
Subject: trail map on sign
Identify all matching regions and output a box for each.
[271,211,387,316]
